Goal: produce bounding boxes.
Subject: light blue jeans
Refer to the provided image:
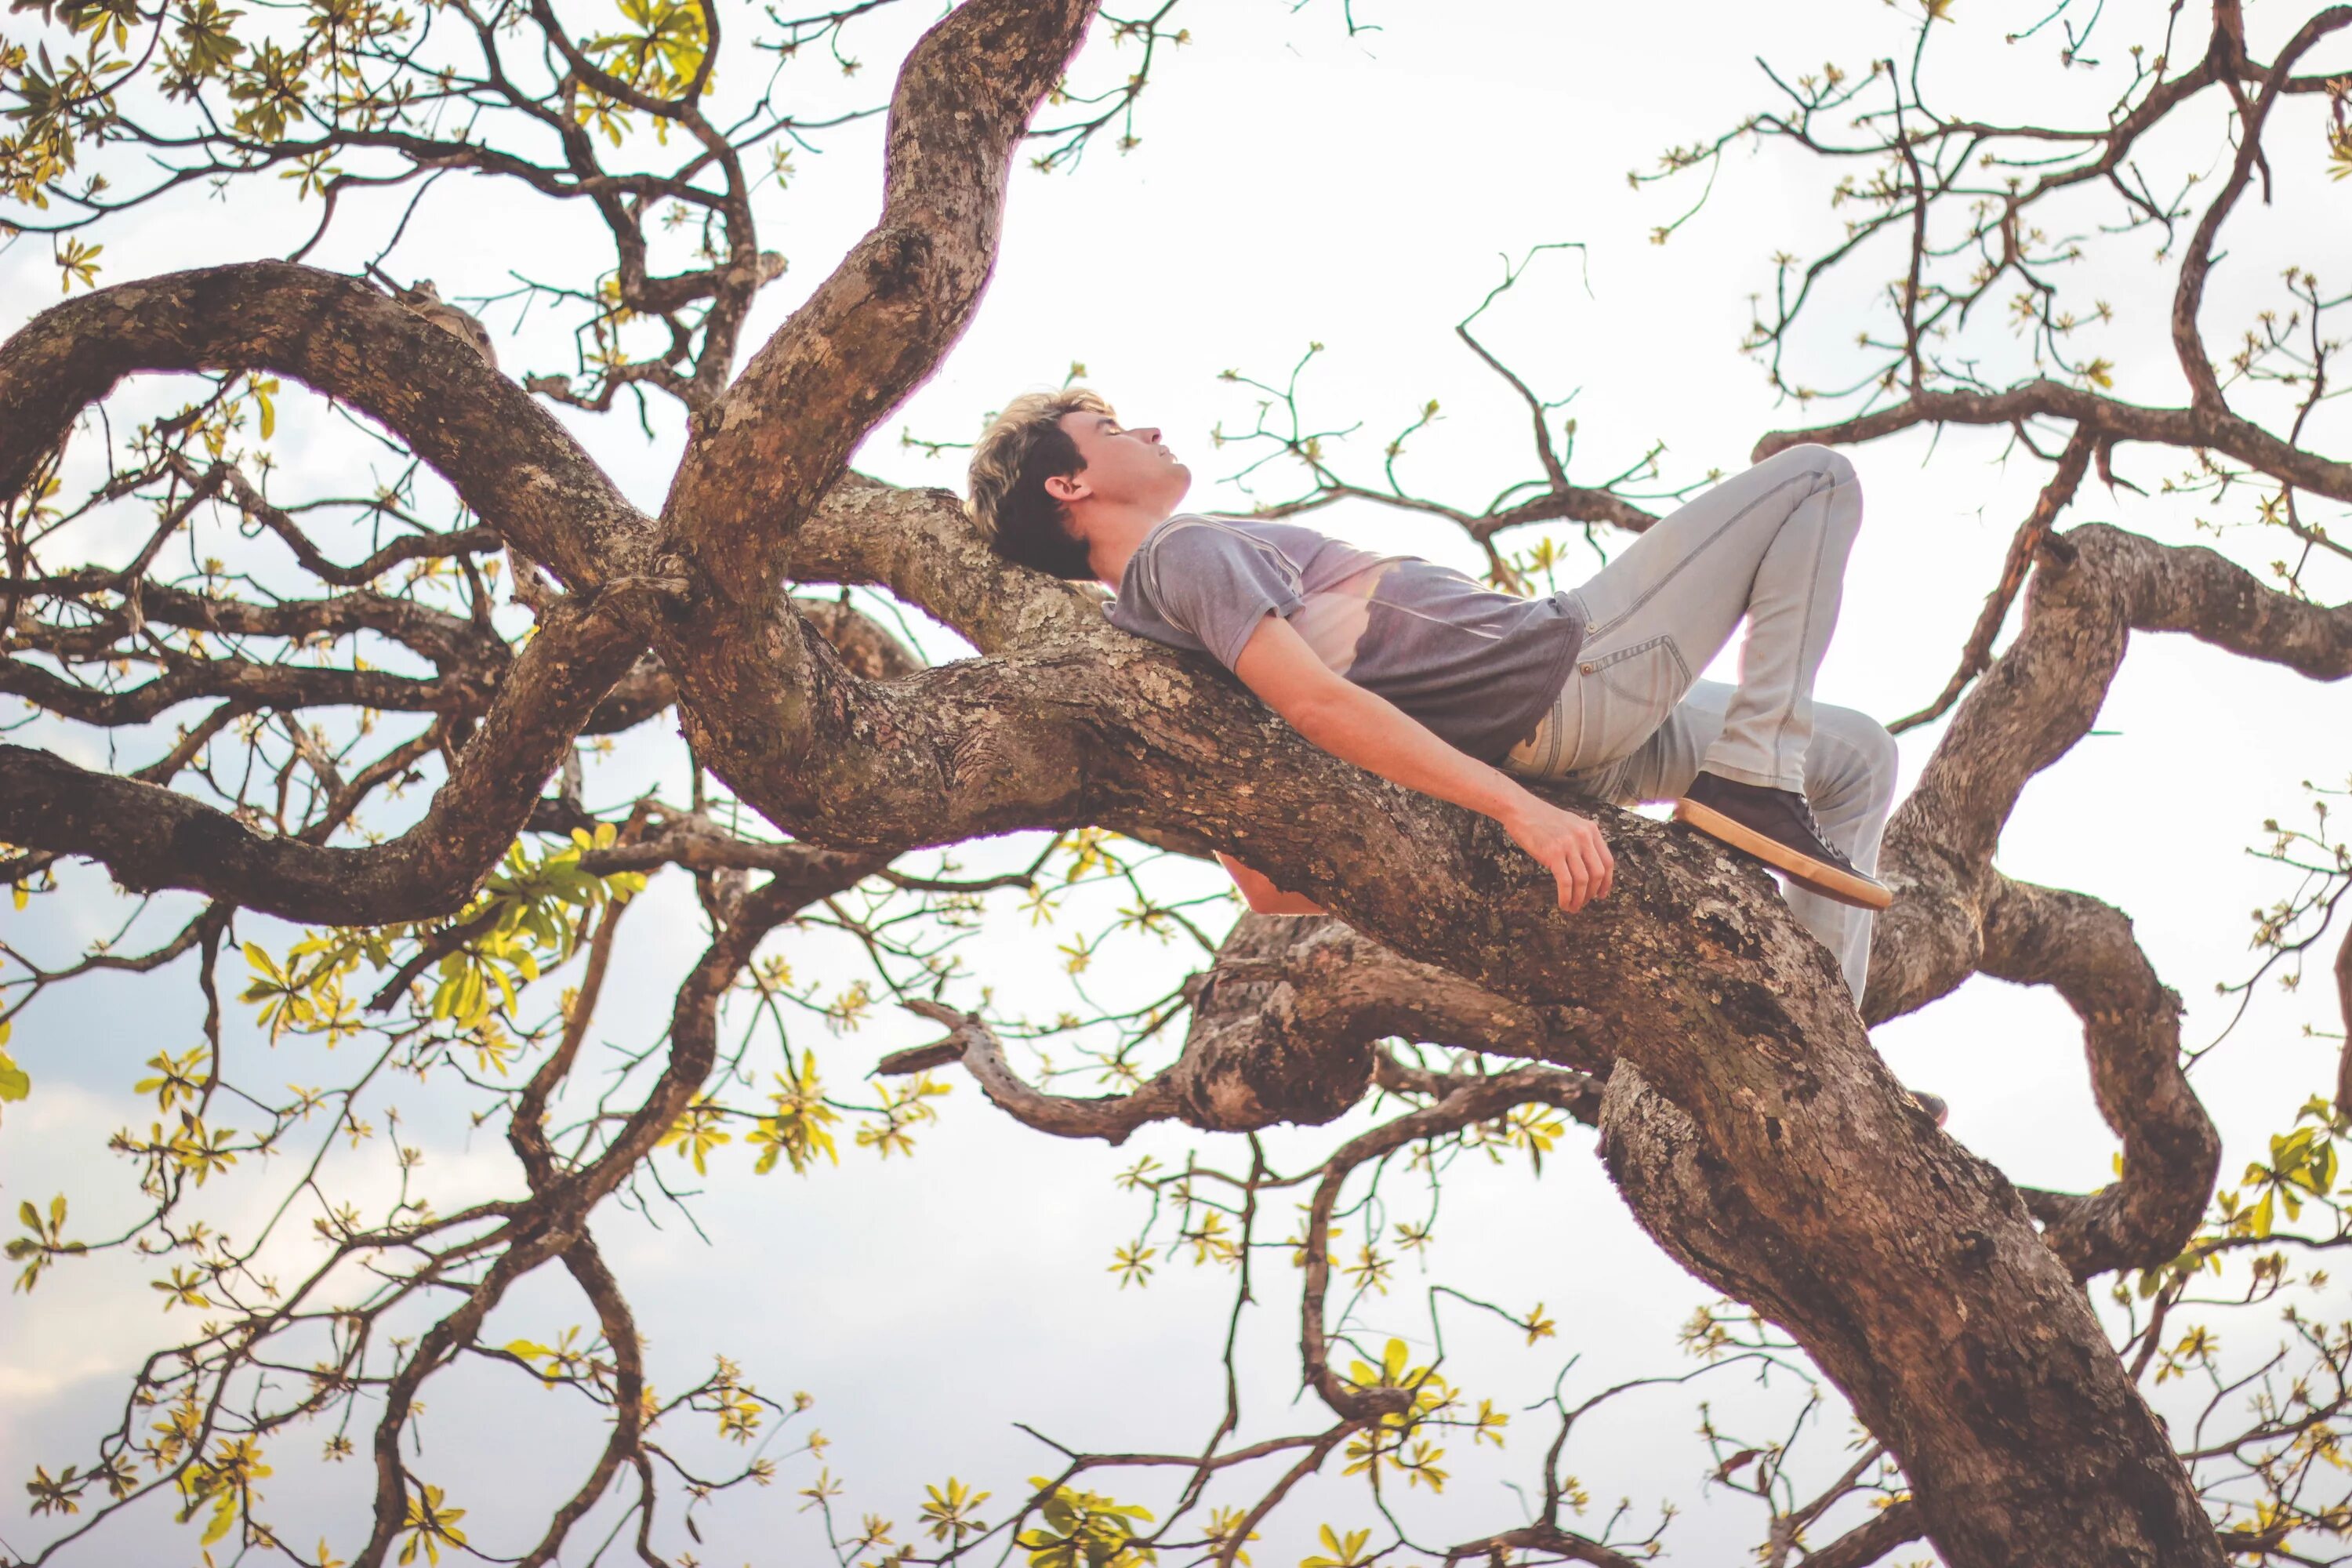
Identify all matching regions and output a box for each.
[1499,445,1897,1001]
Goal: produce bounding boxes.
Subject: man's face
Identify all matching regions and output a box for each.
[1050,409,1191,514]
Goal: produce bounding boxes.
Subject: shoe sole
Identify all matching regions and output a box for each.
[1671,797,1894,912]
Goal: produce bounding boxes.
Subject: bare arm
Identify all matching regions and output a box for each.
[1224,612,1614,913]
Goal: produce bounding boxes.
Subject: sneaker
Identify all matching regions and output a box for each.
[1671,771,1893,912]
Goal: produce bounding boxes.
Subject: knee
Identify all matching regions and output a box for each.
[1858,717,1900,804]
[1817,706,1900,804]
[1762,441,1860,497]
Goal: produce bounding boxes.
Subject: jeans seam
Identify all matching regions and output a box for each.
[1768,474,1839,768]
[1588,633,1685,673]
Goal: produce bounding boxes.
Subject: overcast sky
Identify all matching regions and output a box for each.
[4,0,2350,1564]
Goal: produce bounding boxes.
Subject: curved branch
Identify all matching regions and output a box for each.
[1873,520,2352,1024]
[1854,513,2352,1279]
[9,575,501,670]
[1923,518,2352,866]
[579,816,886,881]
[564,595,916,736]
[354,864,823,1566]
[1792,1499,1926,1568]
[791,471,1112,651]
[1300,1066,1595,1423]
[1752,382,2352,505]
[2336,920,2352,1120]
[196,456,504,586]
[2169,8,2352,413]
[0,263,655,588]
[1439,1523,1650,1568]
[2,652,487,726]
[885,916,1608,1145]
[892,998,1182,1144]
[1860,504,2352,1280]
[660,0,1102,602]
[1170,912,1606,1127]
[0,599,641,924]
[1984,875,2216,1279]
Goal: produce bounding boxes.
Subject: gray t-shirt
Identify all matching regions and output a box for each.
[1105,514,1586,763]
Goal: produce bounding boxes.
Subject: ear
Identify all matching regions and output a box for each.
[1042,471,1089,504]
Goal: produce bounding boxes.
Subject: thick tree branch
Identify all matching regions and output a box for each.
[1872,521,2352,1025]
[885,916,1606,1141]
[1984,875,2215,1279]
[1595,1062,2216,1566]
[793,471,1112,650]
[0,263,655,589]
[700,465,2280,1556]
[1168,912,1605,1127]
[1853,515,2352,1283]
[568,596,916,736]
[660,0,1102,601]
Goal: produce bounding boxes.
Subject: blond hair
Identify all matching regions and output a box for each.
[965,387,1113,579]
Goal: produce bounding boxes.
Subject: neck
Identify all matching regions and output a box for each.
[1076,503,1172,590]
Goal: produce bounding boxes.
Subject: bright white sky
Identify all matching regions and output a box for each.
[3,0,2350,1563]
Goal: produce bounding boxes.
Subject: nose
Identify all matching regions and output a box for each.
[1134,426,1163,445]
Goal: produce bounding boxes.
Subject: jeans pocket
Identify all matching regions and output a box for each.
[1501,678,1578,779]
[1565,636,1689,774]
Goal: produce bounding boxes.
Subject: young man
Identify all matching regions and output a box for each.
[964,388,1901,1010]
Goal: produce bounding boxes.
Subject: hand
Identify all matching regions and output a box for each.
[1500,792,1616,913]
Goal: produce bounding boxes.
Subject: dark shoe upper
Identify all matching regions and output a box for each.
[1681,771,1868,879]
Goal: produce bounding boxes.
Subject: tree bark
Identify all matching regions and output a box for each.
[1601,1065,2220,1565]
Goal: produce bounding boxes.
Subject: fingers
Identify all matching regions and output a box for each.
[1555,826,1613,912]
[1552,846,1591,913]
[1555,837,1604,912]
[1512,808,1613,914]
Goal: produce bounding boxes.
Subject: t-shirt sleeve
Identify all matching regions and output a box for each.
[1142,524,1305,669]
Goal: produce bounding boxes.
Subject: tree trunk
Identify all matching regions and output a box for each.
[1602,1061,2217,1564]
